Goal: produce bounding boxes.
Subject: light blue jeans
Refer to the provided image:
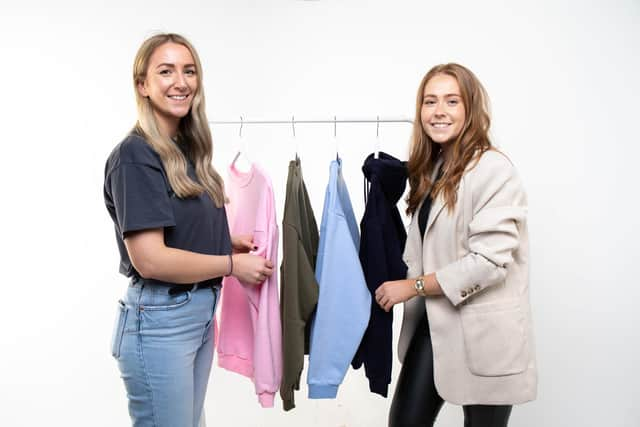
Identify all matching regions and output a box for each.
[111,278,220,427]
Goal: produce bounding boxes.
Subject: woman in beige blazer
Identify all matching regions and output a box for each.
[375,63,536,427]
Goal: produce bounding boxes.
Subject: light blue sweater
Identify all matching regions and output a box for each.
[308,158,371,398]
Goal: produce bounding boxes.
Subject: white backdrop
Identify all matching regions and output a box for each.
[0,1,638,426]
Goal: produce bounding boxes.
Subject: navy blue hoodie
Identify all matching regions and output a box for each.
[352,152,408,397]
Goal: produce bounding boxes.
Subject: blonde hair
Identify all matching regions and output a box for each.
[406,63,492,215]
[133,33,225,207]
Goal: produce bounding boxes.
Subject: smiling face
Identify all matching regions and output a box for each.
[421,73,466,149]
[137,42,198,138]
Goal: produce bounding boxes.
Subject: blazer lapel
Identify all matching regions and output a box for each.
[403,208,422,270]
[424,194,445,238]
[423,157,445,238]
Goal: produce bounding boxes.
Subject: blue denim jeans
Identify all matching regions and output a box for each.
[111,278,220,427]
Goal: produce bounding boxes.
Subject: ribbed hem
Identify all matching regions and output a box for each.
[217,353,253,378]
[258,392,275,408]
[308,384,338,399]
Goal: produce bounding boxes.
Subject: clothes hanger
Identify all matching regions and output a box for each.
[231,115,253,169]
[292,115,299,161]
[334,115,339,161]
[374,115,380,159]
[231,116,244,166]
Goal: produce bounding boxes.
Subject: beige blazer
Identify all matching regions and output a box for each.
[399,150,537,405]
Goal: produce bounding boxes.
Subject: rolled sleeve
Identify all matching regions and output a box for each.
[436,153,527,306]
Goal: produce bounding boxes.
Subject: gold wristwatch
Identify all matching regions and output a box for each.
[414,277,427,297]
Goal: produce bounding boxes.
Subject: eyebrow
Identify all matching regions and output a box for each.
[423,93,461,98]
[155,63,196,69]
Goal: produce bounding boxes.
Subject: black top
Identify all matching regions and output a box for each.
[418,166,444,239]
[352,152,408,398]
[103,133,232,281]
[418,191,434,239]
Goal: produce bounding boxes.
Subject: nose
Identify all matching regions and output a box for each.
[173,72,188,91]
[433,101,445,116]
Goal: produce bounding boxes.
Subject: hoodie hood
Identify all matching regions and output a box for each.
[362,152,407,204]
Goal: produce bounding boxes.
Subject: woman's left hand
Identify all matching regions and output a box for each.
[231,234,256,253]
[374,279,417,312]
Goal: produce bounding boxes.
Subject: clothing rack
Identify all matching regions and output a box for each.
[209,117,414,137]
[209,118,413,124]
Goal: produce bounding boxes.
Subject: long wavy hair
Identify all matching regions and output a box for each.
[133,33,225,207]
[406,63,492,215]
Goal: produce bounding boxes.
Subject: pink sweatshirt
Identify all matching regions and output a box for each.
[217,162,283,408]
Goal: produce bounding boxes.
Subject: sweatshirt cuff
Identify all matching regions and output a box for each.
[308,384,338,399]
[258,392,275,408]
[369,379,389,397]
[282,398,295,411]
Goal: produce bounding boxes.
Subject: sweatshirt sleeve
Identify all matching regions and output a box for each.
[280,224,319,411]
[251,185,283,408]
[351,218,396,398]
[436,152,527,306]
[307,213,371,398]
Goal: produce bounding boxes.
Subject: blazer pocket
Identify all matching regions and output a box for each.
[460,298,527,377]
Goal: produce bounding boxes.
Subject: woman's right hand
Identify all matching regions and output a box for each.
[231,253,274,286]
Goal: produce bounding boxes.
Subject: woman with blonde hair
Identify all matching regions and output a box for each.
[375,63,537,426]
[104,33,273,426]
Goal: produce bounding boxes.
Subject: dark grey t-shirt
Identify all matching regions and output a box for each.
[103,133,232,280]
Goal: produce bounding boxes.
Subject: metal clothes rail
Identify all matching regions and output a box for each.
[209,116,414,137]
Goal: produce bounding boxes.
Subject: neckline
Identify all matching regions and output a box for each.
[229,162,255,187]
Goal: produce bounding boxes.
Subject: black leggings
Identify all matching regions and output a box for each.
[389,312,512,427]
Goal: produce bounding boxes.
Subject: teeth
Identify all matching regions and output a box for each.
[432,123,450,128]
[169,95,187,100]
